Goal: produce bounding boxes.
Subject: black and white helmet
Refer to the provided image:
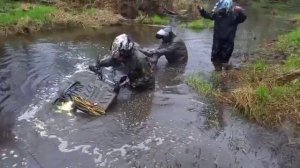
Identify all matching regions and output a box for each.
[111,34,134,59]
[156,26,172,39]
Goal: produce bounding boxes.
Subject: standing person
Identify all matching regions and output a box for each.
[89,34,155,91]
[197,0,247,71]
[139,26,188,66]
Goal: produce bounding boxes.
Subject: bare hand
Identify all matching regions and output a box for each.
[233,6,244,12]
[197,4,203,10]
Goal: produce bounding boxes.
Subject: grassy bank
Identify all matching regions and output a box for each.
[0,4,56,26]
[0,1,122,36]
[188,28,300,127]
[251,0,300,24]
[137,14,170,25]
[183,19,213,30]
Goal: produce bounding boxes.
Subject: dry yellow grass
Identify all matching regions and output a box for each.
[0,2,123,36]
[51,9,122,28]
[219,63,300,127]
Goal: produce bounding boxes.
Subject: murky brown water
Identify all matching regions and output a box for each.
[1,5,300,168]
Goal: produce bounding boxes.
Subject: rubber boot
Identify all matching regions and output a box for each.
[212,62,222,72]
[222,63,231,71]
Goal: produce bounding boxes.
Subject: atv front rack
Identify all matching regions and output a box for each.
[54,70,117,116]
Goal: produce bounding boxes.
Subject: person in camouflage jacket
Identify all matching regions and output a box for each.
[89,34,155,90]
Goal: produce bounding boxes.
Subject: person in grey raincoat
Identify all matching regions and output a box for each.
[89,34,155,90]
[197,0,247,71]
[140,26,188,66]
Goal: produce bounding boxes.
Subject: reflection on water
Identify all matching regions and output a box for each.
[0,5,300,167]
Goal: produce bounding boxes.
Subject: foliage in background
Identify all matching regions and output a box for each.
[0,1,121,35]
[183,19,213,30]
[0,5,56,26]
[137,14,170,25]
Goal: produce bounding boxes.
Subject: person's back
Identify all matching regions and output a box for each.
[157,35,188,63]
[122,48,154,89]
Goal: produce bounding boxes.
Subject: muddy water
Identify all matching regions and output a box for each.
[1,7,300,168]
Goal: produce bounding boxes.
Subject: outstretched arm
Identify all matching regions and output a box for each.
[154,42,178,57]
[197,5,215,20]
[138,47,155,57]
[97,56,117,67]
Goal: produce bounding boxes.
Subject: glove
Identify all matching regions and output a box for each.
[148,49,156,55]
[113,83,121,93]
[197,4,203,10]
[89,65,103,77]
[89,65,98,73]
[119,76,128,84]
[233,6,244,12]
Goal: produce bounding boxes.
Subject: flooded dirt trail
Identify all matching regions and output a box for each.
[1,6,300,168]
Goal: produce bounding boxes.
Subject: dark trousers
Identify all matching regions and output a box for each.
[211,38,234,64]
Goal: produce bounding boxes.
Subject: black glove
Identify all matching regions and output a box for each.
[89,65,103,78]
[89,65,99,73]
[119,76,128,84]
[113,83,121,93]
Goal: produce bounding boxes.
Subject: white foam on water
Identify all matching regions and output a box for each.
[155,137,164,146]
[55,101,74,115]
[18,82,59,122]
[93,148,103,163]
[188,136,195,140]
[105,136,163,158]
[18,105,39,122]
[29,117,167,168]
[74,62,89,74]
[99,158,107,167]
[107,144,130,157]
[31,119,108,166]
[132,142,150,151]
[17,55,88,122]
[34,121,92,154]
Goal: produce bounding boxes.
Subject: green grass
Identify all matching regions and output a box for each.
[185,19,213,30]
[187,75,213,95]
[270,85,294,98]
[151,15,169,25]
[253,59,268,72]
[137,14,170,25]
[294,14,300,20]
[282,55,300,71]
[0,0,19,13]
[86,8,96,16]
[276,28,300,55]
[0,4,57,26]
[256,86,271,102]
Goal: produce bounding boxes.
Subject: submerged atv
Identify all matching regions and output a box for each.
[53,68,124,116]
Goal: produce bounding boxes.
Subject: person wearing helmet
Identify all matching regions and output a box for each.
[197,0,247,71]
[140,26,188,65]
[89,34,155,90]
